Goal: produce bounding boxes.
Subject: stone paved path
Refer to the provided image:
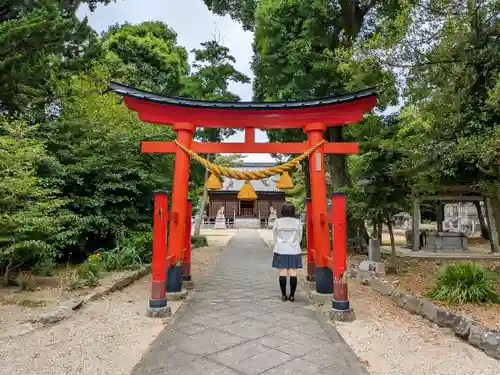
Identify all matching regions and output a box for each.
[131,230,368,375]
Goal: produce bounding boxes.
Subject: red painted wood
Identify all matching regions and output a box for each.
[306,200,316,281]
[182,200,192,278]
[167,123,195,263]
[307,124,330,268]
[124,96,376,128]
[140,141,359,155]
[333,278,348,301]
[151,192,168,300]
[245,128,255,144]
[331,194,347,278]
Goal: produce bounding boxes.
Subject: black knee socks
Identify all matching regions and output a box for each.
[279,276,287,297]
[290,276,297,298]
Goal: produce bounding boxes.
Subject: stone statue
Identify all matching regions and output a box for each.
[217,206,225,217]
[214,206,226,229]
[267,207,278,229]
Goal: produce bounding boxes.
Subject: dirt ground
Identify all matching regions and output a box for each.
[343,234,500,332]
[0,269,134,335]
[0,232,232,375]
[334,279,500,375]
[382,257,500,332]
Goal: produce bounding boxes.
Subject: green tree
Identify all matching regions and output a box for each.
[102,21,190,95]
[0,118,78,282]
[37,68,204,260]
[348,114,409,267]
[203,0,412,38]
[0,0,107,119]
[386,1,500,244]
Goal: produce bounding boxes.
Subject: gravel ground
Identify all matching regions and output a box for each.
[333,281,500,375]
[0,274,177,375]
[0,234,232,375]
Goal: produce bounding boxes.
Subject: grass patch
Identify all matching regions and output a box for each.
[0,295,46,308]
[191,235,208,249]
[32,258,56,277]
[425,262,500,304]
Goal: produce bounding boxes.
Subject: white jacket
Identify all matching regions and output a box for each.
[272,217,303,255]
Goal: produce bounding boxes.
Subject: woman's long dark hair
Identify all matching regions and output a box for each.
[281,202,296,217]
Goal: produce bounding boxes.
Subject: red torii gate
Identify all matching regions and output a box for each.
[109,82,377,319]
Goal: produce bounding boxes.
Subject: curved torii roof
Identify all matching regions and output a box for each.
[109,82,377,129]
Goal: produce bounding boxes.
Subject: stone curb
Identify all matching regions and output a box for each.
[33,265,152,327]
[349,266,500,360]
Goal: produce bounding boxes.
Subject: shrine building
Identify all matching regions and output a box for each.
[205,163,286,228]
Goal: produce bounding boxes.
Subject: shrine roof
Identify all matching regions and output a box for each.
[109,82,376,109]
[218,163,282,193]
[108,82,377,128]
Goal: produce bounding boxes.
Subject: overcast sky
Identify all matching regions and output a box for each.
[78,0,275,161]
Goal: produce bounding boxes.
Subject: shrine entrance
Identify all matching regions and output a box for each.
[239,200,255,217]
[108,82,377,318]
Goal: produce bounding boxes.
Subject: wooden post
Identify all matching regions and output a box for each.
[305,122,332,294]
[149,191,170,315]
[182,199,192,282]
[412,198,421,251]
[331,193,347,280]
[306,198,316,282]
[330,193,354,321]
[484,198,499,253]
[437,201,444,232]
[167,122,195,293]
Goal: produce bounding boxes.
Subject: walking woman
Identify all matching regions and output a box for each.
[272,202,303,301]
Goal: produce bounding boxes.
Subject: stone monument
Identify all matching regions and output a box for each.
[267,207,277,229]
[214,206,226,229]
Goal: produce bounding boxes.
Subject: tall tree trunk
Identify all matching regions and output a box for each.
[377,220,383,244]
[3,258,13,285]
[386,217,397,274]
[328,127,350,188]
[491,197,500,251]
[304,159,311,198]
[473,200,490,240]
[193,158,211,236]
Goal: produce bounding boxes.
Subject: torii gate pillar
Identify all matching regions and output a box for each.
[166,122,196,293]
[305,123,332,294]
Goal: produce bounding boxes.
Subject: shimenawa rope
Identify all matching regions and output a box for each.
[174,140,325,180]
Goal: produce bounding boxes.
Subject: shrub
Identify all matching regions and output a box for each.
[191,235,208,249]
[102,236,143,271]
[74,253,103,288]
[129,231,153,263]
[32,258,57,277]
[425,262,500,304]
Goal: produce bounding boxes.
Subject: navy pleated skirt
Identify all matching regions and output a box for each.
[272,253,303,269]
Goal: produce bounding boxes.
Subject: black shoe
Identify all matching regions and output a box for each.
[282,295,288,301]
[288,296,295,302]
